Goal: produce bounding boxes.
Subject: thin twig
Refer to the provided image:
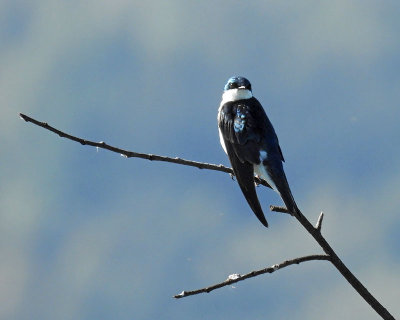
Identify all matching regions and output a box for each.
[316,212,324,231]
[19,113,396,320]
[174,254,330,298]
[270,205,291,214]
[18,113,272,189]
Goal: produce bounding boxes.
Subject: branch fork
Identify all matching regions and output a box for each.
[19,113,395,320]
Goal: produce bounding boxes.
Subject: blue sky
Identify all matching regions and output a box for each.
[1,1,399,319]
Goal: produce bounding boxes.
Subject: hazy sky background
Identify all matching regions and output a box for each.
[1,1,399,319]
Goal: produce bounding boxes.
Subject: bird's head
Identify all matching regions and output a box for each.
[221,76,253,104]
[224,76,252,92]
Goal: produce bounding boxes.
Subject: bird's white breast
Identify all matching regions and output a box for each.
[220,88,252,106]
[218,127,227,154]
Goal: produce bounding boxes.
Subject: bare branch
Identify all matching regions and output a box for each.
[19,113,272,189]
[316,212,324,231]
[20,113,396,320]
[269,205,291,214]
[293,210,395,320]
[174,254,330,299]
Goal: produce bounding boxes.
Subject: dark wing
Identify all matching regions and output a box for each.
[218,102,268,227]
[219,102,264,163]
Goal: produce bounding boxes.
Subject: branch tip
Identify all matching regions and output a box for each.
[269,205,291,215]
[316,212,324,231]
[174,291,186,299]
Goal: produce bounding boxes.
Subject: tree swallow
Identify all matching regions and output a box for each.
[217,76,299,227]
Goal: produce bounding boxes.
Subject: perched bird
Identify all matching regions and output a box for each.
[217,76,299,227]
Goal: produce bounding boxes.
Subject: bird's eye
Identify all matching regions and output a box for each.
[229,82,238,89]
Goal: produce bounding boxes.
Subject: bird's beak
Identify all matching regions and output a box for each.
[238,86,246,89]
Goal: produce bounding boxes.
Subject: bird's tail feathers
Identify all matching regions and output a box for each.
[230,159,268,227]
[237,176,269,227]
[278,180,300,216]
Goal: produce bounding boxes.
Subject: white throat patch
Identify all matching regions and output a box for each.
[220,89,252,106]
